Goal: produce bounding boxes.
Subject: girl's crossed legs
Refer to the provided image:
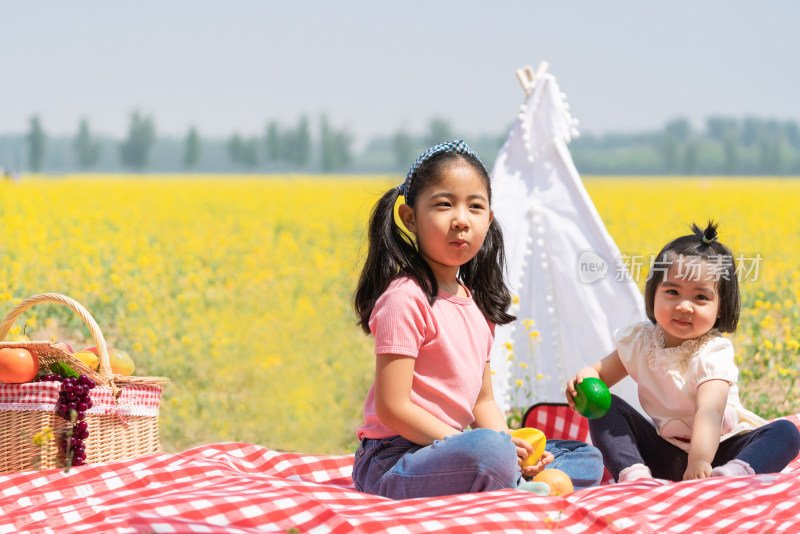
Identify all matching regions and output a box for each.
[589,394,800,481]
[353,428,604,499]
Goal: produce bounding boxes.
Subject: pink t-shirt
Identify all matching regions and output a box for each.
[357,276,495,440]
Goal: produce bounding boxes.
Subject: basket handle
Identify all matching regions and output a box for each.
[0,293,113,380]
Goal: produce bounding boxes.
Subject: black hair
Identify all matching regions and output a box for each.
[353,149,515,334]
[643,221,740,333]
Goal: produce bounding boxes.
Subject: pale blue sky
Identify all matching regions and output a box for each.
[3,1,799,143]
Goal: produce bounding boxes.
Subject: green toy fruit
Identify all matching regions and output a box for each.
[574,377,611,419]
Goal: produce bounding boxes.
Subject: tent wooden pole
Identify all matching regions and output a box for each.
[515,66,532,96]
[516,61,550,97]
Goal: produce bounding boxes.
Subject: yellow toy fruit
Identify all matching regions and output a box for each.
[85,346,136,376]
[73,350,100,371]
[511,427,547,467]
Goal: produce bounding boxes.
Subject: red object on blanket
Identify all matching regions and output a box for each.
[1,414,799,533]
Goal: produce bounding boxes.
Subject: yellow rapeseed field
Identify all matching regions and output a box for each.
[0,175,798,455]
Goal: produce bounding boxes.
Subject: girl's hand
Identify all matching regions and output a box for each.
[565,367,600,409]
[684,460,713,480]
[564,351,627,410]
[510,435,553,478]
[521,451,554,479]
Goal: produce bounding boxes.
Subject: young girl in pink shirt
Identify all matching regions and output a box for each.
[352,140,603,499]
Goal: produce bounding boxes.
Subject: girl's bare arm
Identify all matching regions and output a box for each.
[471,362,508,432]
[684,379,729,479]
[374,354,460,445]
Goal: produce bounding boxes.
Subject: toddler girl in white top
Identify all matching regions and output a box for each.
[566,221,800,482]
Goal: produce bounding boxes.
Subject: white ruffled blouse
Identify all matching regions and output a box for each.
[614,321,767,452]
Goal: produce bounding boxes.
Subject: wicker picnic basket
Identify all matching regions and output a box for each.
[0,293,169,473]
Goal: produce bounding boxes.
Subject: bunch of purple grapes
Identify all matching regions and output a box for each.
[38,373,96,466]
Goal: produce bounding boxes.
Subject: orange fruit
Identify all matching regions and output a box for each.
[574,377,611,419]
[0,347,40,383]
[532,468,574,496]
[511,427,547,467]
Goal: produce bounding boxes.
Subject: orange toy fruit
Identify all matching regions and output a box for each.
[511,427,547,467]
[0,347,40,383]
[532,468,574,496]
[574,377,612,419]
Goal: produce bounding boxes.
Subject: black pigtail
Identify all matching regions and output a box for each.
[354,187,435,334]
[691,220,718,245]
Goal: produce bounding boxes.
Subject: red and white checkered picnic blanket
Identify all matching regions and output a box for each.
[2,412,799,533]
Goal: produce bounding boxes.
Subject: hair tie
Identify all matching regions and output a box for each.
[397,139,483,197]
[702,235,716,245]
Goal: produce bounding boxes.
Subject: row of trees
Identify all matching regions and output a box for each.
[6,113,800,175]
[15,112,357,174]
[572,116,800,175]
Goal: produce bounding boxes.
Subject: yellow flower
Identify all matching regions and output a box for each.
[519,362,529,369]
[522,319,535,330]
[502,342,513,351]
[760,316,776,329]
[511,295,520,305]
[515,379,524,387]
[32,427,54,447]
[536,373,544,380]
[529,330,540,339]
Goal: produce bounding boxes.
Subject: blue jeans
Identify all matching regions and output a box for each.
[352,428,604,499]
[589,394,800,481]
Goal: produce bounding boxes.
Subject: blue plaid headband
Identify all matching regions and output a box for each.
[397,139,484,197]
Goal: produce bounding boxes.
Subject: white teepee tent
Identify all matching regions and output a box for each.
[490,63,647,414]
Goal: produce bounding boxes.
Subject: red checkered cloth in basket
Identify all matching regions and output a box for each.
[0,382,161,416]
[1,414,799,533]
[523,402,590,442]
